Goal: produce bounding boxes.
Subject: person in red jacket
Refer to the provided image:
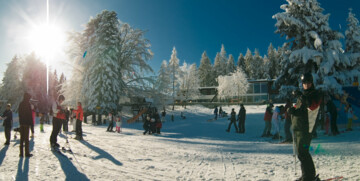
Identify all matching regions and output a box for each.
[73,102,84,140]
[261,103,274,137]
[50,95,66,149]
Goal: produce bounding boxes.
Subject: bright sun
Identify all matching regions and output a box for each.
[27,23,66,61]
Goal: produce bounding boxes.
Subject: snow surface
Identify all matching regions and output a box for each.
[0,105,359,180]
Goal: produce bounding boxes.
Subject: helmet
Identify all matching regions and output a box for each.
[301,73,313,84]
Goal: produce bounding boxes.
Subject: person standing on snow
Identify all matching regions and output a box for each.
[214,106,218,120]
[283,99,293,142]
[226,108,239,133]
[73,102,84,140]
[50,95,66,149]
[262,104,273,137]
[18,93,33,157]
[1,104,13,145]
[325,97,339,135]
[107,112,115,132]
[288,73,322,181]
[238,104,246,133]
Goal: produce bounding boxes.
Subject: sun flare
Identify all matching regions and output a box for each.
[27,23,66,60]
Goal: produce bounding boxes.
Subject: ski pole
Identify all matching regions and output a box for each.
[292,129,297,176]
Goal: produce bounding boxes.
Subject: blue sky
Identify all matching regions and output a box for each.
[1,0,360,78]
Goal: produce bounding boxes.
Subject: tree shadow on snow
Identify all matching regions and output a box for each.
[52,152,89,181]
[15,157,29,181]
[0,146,9,165]
[79,140,123,166]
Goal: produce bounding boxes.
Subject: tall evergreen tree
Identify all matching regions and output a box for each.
[244,48,254,79]
[213,52,222,81]
[267,43,279,79]
[219,44,228,75]
[226,54,236,74]
[345,8,360,53]
[273,0,352,93]
[252,49,264,79]
[0,56,24,111]
[157,60,171,95]
[198,51,214,87]
[169,47,181,110]
[237,53,246,73]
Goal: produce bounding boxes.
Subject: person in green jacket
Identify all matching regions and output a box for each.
[288,73,322,181]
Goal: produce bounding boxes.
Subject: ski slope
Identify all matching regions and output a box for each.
[0,105,359,180]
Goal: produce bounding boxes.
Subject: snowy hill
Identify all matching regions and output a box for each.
[0,105,359,180]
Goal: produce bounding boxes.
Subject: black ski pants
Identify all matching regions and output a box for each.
[238,118,245,133]
[4,126,11,144]
[227,120,238,132]
[50,117,63,145]
[284,117,292,141]
[107,121,114,131]
[76,119,82,138]
[330,114,339,134]
[20,125,30,155]
[295,131,316,181]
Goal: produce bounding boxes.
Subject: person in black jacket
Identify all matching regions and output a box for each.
[238,104,246,133]
[288,73,322,181]
[325,97,340,135]
[226,108,239,133]
[2,104,13,145]
[18,92,33,157]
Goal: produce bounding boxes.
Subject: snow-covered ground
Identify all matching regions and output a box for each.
[0,105,359,181]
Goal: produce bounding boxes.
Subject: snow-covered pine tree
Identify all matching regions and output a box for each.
[345,8,360,79]
[217,68,249,100]
[179,62,200,108]
[220,44,228,75]
[168,47,181,110]
[237,53,246,74]
[345,8,360,53]
[267,43,279,79]
[273,0,351,94]
[0,55,24,111]
[262,55,271,79]
[213,52,221,83]
[81,10,122,113]
[198,51,215,87]
[244,48,253,78]
[226,54,236,75]
[157,60,171,95]
[22,53,49,113]
[253,49,264,79]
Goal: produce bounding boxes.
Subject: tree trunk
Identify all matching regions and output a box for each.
[97,114,102,125]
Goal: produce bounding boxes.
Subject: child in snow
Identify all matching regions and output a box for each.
[107,112,114,132]
[346,104,354,131]
[271,106,282,139]
[116,115,122,133]
[39,112,45,132]
[262,104,273,137]
[143,114,151,135]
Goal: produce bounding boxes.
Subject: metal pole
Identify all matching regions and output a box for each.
[292,129,297,176]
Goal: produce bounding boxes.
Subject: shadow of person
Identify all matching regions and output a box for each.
[52,152,89,181]
[79,140,123,166]
[0,146,9,165]
[15,157,29,181]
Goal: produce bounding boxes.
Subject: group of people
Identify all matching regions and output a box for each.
[213,104,246,134]
[106,112,122,133]
[143,110,162,135]
[0,93,84,158]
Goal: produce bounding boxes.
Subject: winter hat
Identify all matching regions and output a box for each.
[301,73,313,84]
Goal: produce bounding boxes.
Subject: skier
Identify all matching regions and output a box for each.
[214,106,218,120]
[154,111,162,134]
[261,103,273,137]
[50,95,66,149]
[271,106,283,139]
[73,102,84,140]
[39,112,45,132]
[161,109,166,122]
[1,104,13,145]
[226,108,239,133]
[346,104,354,131]
[283,99,293,142]
[288,73,322,181]
[238,104,246,133]
[325,97,339,135]
[143,114,151,135]
[18,92,33,157]
[107,112,115,132]
[116,114,122,133]
[219,107,223,117]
